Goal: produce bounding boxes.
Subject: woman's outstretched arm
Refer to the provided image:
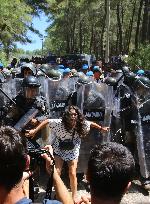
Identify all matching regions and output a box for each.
[90,121,109,132]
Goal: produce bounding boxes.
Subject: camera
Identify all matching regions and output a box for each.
[28,147,55,170]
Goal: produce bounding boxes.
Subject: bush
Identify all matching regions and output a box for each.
[127,44,150,71]
[0,50,9,67]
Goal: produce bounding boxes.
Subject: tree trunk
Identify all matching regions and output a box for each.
[90,25,94,54]
[116,28,119,54]
[101,0,107,59]
[141,0,149,44]
[116,3,123,53]
[126,0,137,53]
[135,0,144,49]
[79,10,83,54]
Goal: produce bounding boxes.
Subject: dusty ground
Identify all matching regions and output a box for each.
[34,168,150,204]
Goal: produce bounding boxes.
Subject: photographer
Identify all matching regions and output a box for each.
[0,126,73,204]
[78,142,135,204]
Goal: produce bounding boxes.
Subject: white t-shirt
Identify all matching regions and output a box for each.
[48,119,91,161]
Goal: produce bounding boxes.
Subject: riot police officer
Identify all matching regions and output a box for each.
[5,75,49,135]
[16,63,36,78]
[4,75,50,197]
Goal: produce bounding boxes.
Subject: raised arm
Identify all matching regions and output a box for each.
[90,121,109,132]
[25,118,49,138]
[42,146,74,204]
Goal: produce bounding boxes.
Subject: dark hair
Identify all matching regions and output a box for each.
[62,105,87,138]
[0,126,27,191]
[88,142,135,202]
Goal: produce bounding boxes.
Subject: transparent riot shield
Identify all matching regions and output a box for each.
[111,83,134,145]
[77,81,106,119]
[0,78,20,124]
[134,81,150,178]
[0,73,5,83]
[77,81,113,141]
[0,77,21,110]
[2,77,17,99]
[47,78,72,118]
[77,81,113,173]
[0,82,6,124]
[14,78,23,96]
[102,84,114,142]
[68,76,79,92]
[37,73,48,97]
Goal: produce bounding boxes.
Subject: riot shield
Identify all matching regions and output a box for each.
[0,72,5,83]
[2,77,17,99]
[110,83,135,146]
[68,76,79,92]
[77,81,113,141]
[77,81,113,173]
[37,73,48,97]
[47,78,72,118]
[14,108,39,132]
[0,82,6,124]
[134,81,150,178]
[14,78,23,96]
[0,78,21,124]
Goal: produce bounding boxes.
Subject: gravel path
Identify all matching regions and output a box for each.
[35,172,150,204]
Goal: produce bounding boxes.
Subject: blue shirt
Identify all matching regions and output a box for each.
[16,197,62,204]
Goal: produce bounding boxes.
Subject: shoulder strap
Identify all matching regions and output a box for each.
[71,128,76,141]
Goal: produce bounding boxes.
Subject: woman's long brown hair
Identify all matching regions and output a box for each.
[62,105,88,138]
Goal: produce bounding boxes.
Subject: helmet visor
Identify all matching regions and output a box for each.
[24,87,39,99]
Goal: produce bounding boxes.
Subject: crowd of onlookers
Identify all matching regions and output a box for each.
[0,126,135,204]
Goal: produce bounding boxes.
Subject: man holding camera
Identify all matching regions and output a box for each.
[0,126,73,204]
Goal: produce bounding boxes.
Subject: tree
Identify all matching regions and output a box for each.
[44,0,150,58]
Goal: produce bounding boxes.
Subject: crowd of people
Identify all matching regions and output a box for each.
[0,55,149,203]
[0,126,135,204]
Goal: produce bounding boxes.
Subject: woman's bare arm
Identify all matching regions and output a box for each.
[90,121,109,132]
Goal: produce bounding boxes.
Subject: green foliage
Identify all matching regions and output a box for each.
[0,50,8,66]
[127,44,150,70]
[0,0,51,59]
[0,0,149,60]
[43,0,149,58]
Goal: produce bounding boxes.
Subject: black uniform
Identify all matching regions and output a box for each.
[5,76,49,141]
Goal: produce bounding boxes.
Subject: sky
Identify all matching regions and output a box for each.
[17,12,49,51]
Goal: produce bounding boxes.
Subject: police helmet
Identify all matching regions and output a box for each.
[0,63,4,69]
[104,77,117,86]
[124,72,136,86]
[136,69,145,76]
[47,69,61,79]
[122,66,130,74]
[86,71,94,77]
[77,75,91,85]
[22,76,41,87]
[145,70,150,80]
[136,76,150,87]
[21,63,36,75]
[40,64,50,71]
[71,71,80,78]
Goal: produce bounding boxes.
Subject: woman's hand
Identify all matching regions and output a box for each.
[76,195,91,204]
[25,129,36,138]
[101,126,110,132]
[30,118,38,125]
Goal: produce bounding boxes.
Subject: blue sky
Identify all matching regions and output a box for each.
[17,12,49,51]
